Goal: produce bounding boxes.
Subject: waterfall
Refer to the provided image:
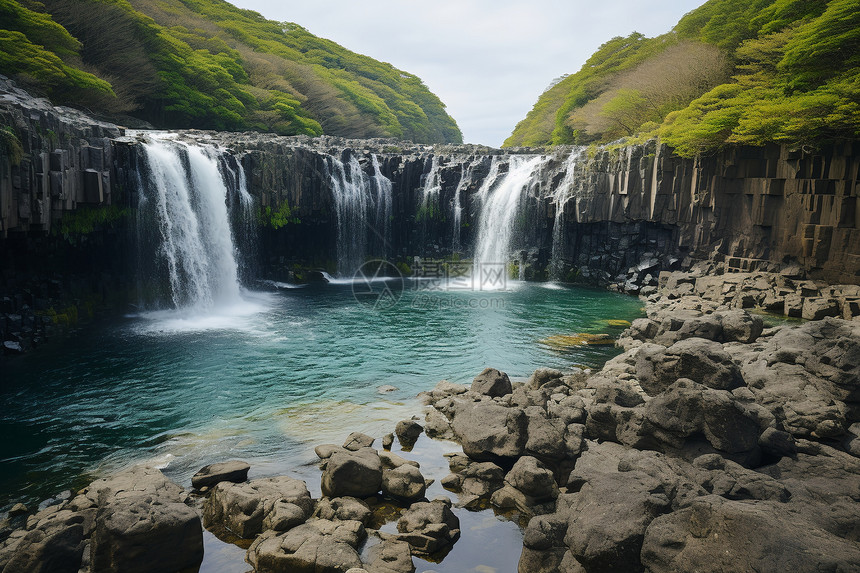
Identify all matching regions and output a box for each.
[473,155,545,284]
[138,138,245,310]
[329,153,392,276]
[452,159,476,255]
[370,154,392,259]
[549,149,585,280]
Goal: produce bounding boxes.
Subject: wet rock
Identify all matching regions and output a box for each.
[423,409,454,440]
[316,444,348,460]
[191,460,250,489]
[394,420,423,449]
[0,508,87,573]
[471,367,512,397]
[395,499,460,556]
[441,453,504,509]
[203,476,313,538]
[382,434,394,450]
[8,504,28,518]
[321,447,383,499]
[492,456,559,515]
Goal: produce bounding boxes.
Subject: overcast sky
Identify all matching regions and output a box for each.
[233,1,705,147]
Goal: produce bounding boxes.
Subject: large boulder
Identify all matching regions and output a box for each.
[642,379,764,457]
[248,519,365,573]
[641,495,860,572]
[450,401,527,460]
[364,539,415,573]
[471,367,512,397]
[381,464,427,502]
[203,476,314,538]
[640,338,745,394]
[89,466,203,573]
[0,508,87,573]
[321,447,383,499]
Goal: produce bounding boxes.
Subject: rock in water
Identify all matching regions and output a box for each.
[321,447,383,498]
[89,466,204,573]
[203,476,314,538]
[191,460,250,489]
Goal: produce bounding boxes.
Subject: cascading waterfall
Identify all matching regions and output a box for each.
[138,138,245,311]
[452,159,476,255]
[473,155,546,283]
[329,153,393,276]
[221,154,258,283]
[370,154,392,258]
[549,149,585,280]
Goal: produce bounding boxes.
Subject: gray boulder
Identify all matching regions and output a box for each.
[89,466,203,573]
[314,497,372,525]
[248,519,365,573]
[381,464,427,502]
[394,420,423,449]
[203,476,313,538]
[471,367,512,397]
[641,495,860,573]
[641,338,745,394]
[343,432,375,451]
[450,401,527,460]
[364,539,415,573]
[395,499,460,556]
[321,447,383,499]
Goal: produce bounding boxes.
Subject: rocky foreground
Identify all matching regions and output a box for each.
[1,266,859,572]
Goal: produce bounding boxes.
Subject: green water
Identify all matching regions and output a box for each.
[0,280,642,510]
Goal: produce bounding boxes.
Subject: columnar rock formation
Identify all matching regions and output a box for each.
[1,77,859,351]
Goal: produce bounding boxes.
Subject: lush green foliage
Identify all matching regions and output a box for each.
[506,0,860,155]
[0,0,115,103]
[259,202,300,229]
[0,0,461,142]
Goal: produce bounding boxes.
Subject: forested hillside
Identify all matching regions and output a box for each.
[505,0,859,156]
[0,0,462,143]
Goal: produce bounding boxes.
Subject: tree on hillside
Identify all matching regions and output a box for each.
[569,40,731,140]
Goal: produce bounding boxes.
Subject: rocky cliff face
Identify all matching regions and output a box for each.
[1,80,859,351]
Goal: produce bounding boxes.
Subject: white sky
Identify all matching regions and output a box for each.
[233,1,705,146]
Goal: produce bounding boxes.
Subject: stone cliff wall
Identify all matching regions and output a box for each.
[2,79,860,352]
[564,140,860,284]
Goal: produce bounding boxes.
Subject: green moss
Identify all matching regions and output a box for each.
[0,126,24,166]
[53,205,130,242]
[259,202,300,229]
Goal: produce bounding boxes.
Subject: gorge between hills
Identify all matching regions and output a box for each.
[1,37,860,573]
